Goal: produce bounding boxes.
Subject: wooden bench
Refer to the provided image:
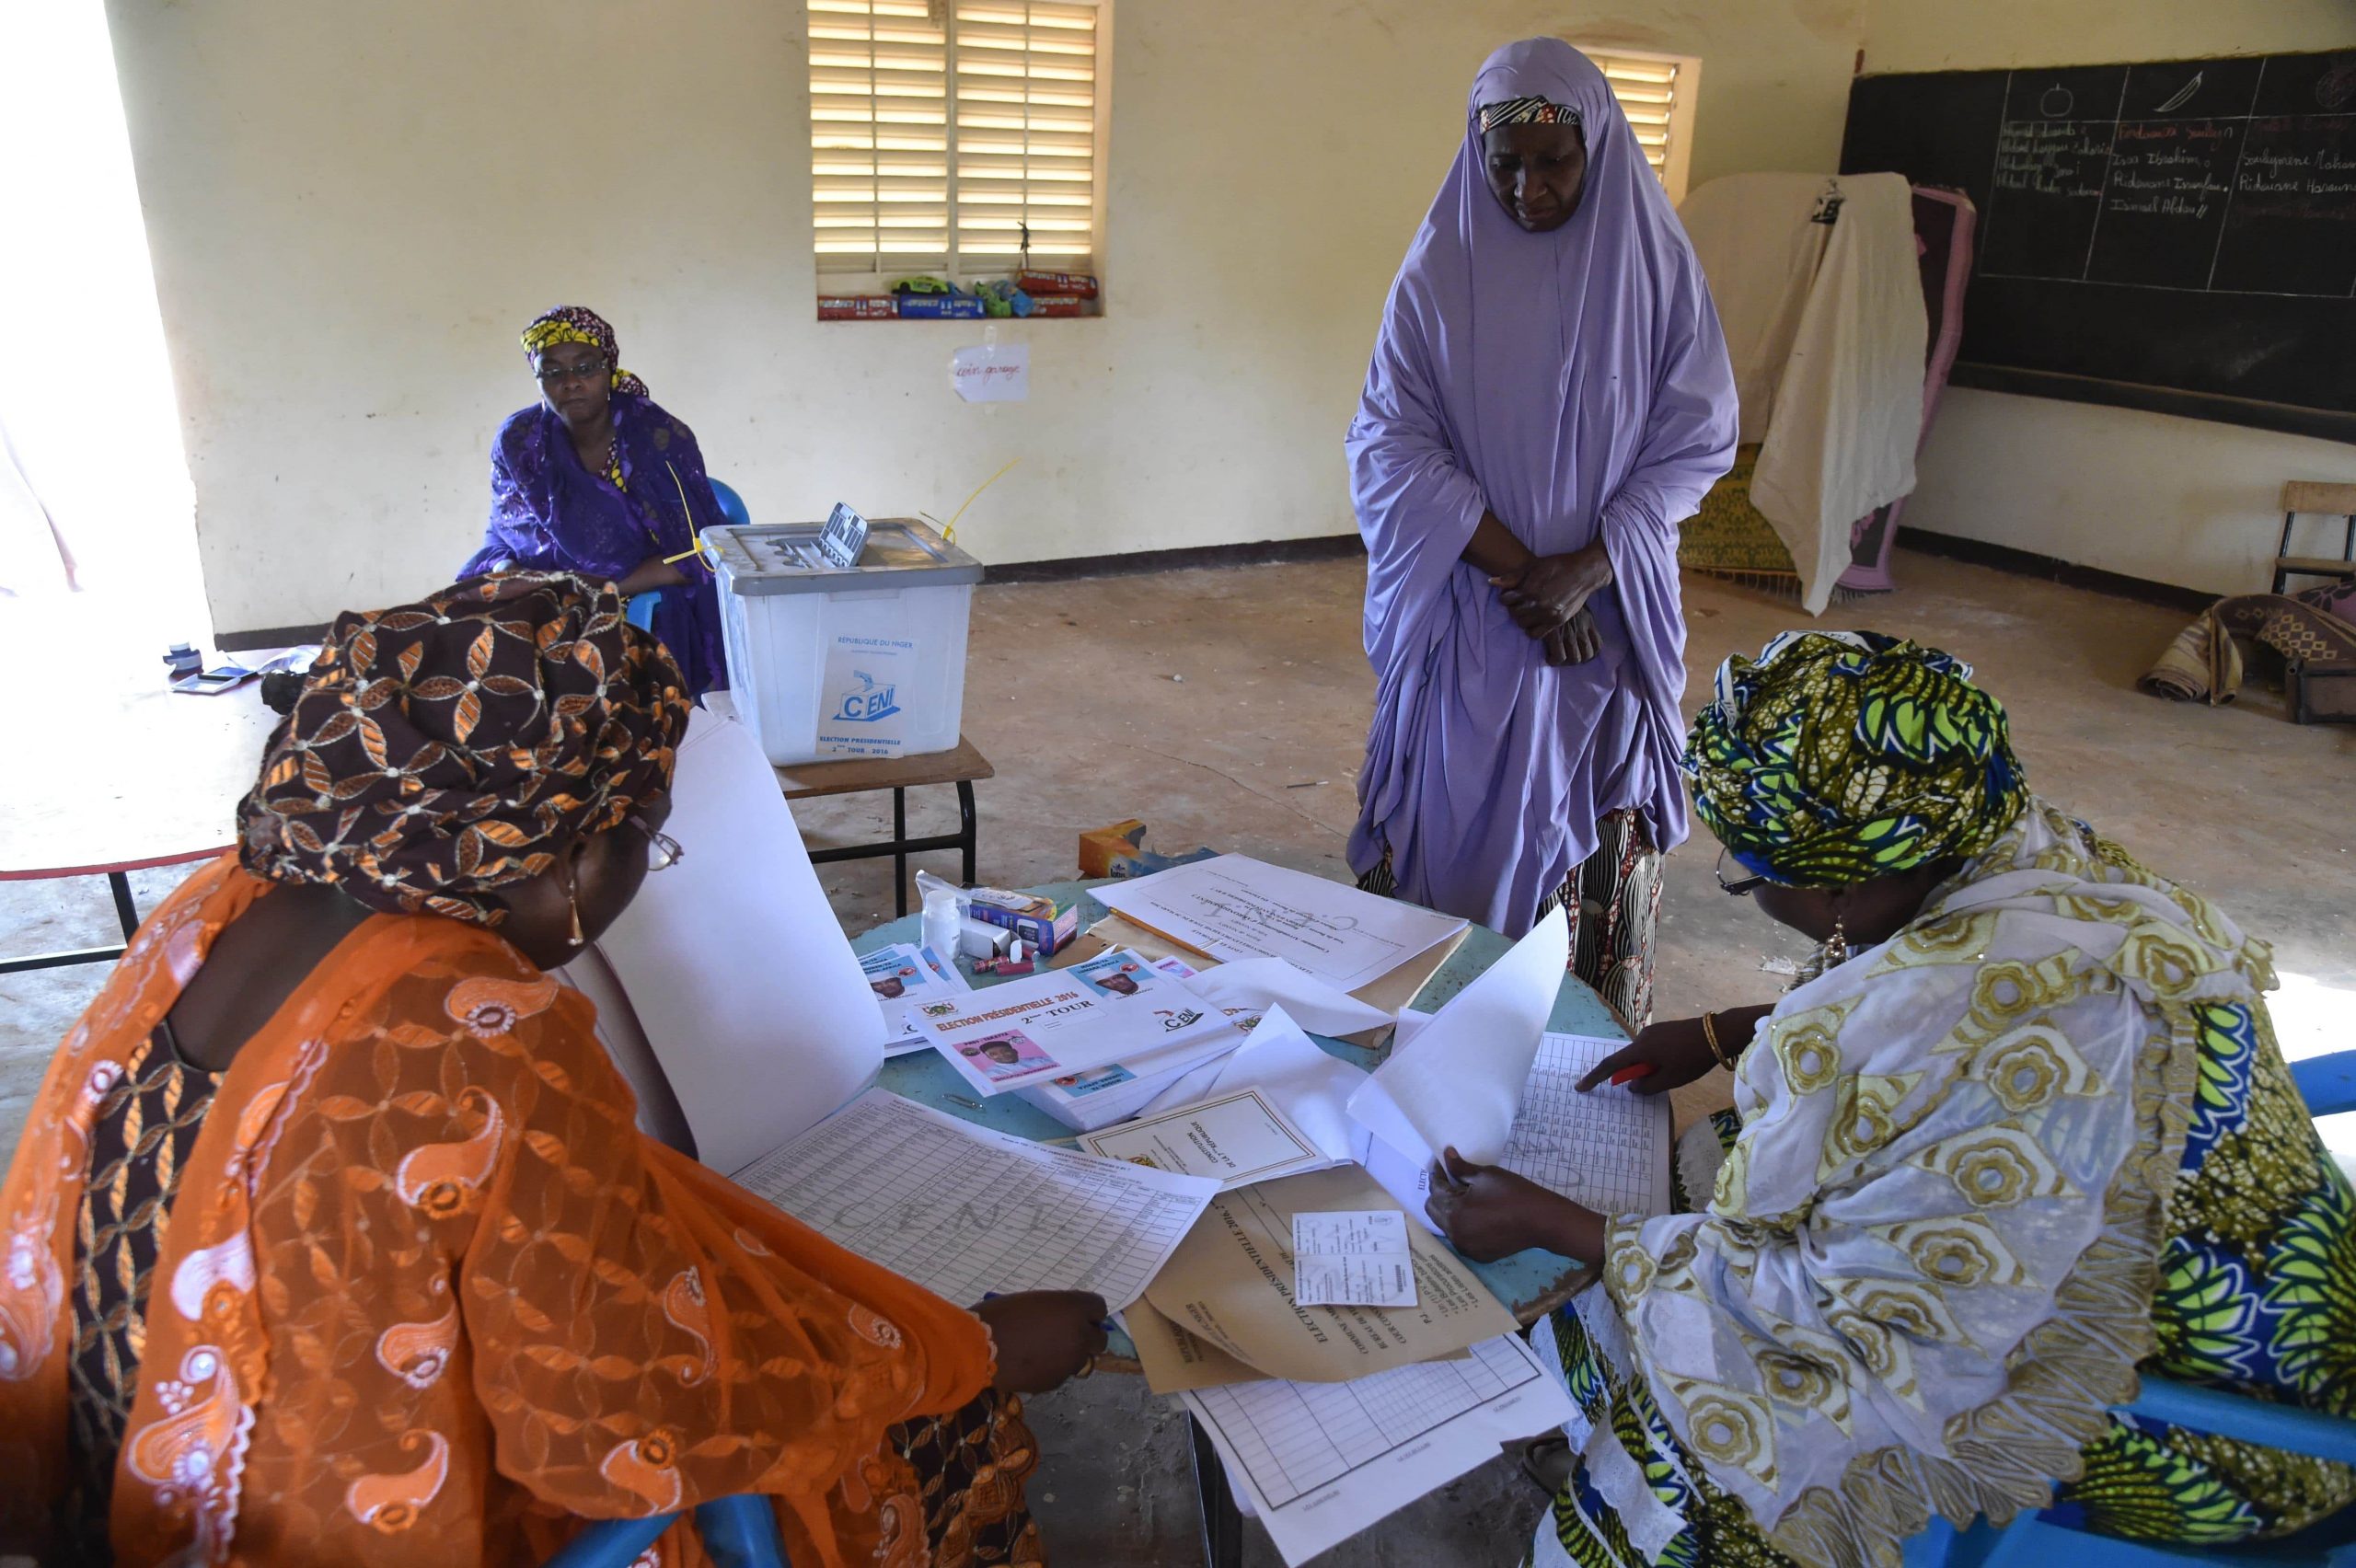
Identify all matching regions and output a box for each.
[774,737,995,916]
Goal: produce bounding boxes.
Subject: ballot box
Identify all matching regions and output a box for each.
[706,517,983,767]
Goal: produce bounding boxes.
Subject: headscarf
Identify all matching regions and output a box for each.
[1683,629,2028,887]
[1345,38,1738,936]
[238,571,690,926]
[520,304,651,398]
[1476,95,1579,133]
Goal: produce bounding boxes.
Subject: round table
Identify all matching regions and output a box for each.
[1,676,279,973]
[855,879,1619,1338]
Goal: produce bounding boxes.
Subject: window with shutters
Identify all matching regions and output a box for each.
[807,0,1105,304]
[1584,48,1701,205]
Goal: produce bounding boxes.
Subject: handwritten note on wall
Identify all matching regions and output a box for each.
[951,342,1029,402]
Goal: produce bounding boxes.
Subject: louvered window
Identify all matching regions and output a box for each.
[1586,49,1701,204]
[809,0,1102,284]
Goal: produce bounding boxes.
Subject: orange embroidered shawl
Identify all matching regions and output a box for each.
[0,856,993,1567]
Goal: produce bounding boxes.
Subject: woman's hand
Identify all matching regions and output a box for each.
[973,1290,1111,1394]
[615,556,689,596]
[1426,1147,1605,1263]
[1493,543,1612,638]
[1542,608,1600,666]
[1576,1005,1773,1096]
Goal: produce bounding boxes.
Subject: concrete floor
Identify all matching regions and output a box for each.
[4,549,2350,1565]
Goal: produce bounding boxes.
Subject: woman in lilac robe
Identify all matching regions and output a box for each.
[460,305,730,696]
[1348,40,1736,1026]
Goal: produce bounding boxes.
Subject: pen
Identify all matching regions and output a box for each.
[1610,1064,1656,1087]
[945,1094,985,1110]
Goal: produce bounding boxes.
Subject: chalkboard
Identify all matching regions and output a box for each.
[1841,50,2356,440]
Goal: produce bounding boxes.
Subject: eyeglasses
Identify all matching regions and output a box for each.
[629,812,685,872]
[535,357,608,385]
[1715,848,1767,897]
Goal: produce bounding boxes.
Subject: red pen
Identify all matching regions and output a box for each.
[1610,1064,1657,1087]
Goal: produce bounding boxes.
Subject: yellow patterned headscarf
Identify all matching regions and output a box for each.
[520,305,650,398]
[1682,630,2028,888]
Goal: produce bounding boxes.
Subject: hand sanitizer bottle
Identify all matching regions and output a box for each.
[921,883,961,963]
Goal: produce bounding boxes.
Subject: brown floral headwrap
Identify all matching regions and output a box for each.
[238,572,690,926]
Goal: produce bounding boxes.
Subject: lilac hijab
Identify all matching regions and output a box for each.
[1346,39,1737,936]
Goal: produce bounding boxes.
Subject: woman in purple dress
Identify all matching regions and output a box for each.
[1348,40,1737,1029]
[460,306,730,695]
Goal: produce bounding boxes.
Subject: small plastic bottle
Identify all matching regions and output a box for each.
[920,884,962,961]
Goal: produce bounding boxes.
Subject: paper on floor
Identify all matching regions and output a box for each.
[1181,1334,1576,1567]
[1094,855,1466,991]
[596,708,883,1174]
[1346,905,1566,1168]
[1078,1086,1331,1190]
[1291,1210,1417,1309]
[1141,1164,1514,1381]
[733,1089,1216,1311]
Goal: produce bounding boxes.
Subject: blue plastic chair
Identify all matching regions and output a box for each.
[1905,1047,2356,1568]
[540,1493,786,1568]
[709,478,751,528]
[625,476,746,631]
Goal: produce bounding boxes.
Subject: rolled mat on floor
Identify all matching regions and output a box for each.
[2139,584,2356,706]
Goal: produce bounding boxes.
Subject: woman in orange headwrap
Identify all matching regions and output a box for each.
[0,571,1102,1567]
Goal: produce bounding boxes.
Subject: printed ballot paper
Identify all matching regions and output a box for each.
[915,949,1234,1097]
[733,1090,1216,1310]
[1291,1210,1417,1309]
[1363,1011,1674,1231]
[1348,905,1567,1173]
[1183,1335,1576,1568]
[1079,1087,1330,1190]
[1095,855,1466,992]
[1142,1164,1515,1382]
[862,941,970,1056]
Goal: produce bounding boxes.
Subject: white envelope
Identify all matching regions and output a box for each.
[1179,957,1394,1039]
[1345,906,1565,1169]
[1138,1007,1373,1169]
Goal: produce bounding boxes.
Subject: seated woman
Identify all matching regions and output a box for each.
[461,306,731,696]
[0,572,1101,1565]
[1427,630,2356,1566]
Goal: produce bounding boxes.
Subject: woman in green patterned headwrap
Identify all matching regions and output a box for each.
[1425,630,2356,1567]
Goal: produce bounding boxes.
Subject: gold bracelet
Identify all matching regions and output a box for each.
[1702,1011,1731,1069]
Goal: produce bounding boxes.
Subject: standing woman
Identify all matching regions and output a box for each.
[1349,39,1736,1027]
[461,306,731,696]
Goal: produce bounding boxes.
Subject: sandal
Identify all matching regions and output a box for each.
[1517,1434,1573,1496]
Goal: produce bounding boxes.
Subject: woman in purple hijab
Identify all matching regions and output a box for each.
[460,306,730,696]
[1348,40,1736,1026]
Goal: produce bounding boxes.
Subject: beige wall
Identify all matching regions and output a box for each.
[1864,0,2356,597]
[109,0,1862,635]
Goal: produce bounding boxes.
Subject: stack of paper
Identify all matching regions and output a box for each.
[863,941,970,1056]
[733,1090,1218,1310]
[1093,854,1468,998]
[911,947,1238,1110]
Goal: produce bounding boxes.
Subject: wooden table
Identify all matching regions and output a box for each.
[1,677,279,974]
[776,737,994,917]
[856,879,1620,1328]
